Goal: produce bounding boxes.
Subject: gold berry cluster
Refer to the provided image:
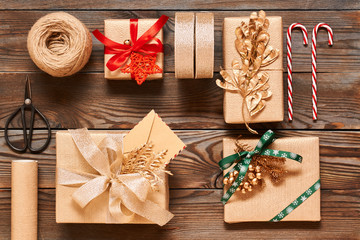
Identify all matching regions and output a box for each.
[223,164,262,194]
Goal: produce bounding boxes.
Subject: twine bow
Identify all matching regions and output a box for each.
[93,15,168,71]
[219,130,303,204]
[57,128,174,226]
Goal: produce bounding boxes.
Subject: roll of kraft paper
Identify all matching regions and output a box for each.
[175,12,195,79]
[195,12,214,79]
[11,160,38,240]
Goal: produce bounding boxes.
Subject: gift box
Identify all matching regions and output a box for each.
[56,110,186,225]
[93,16,168,85]
[222,132,320,223]
[221,13,284,124]
[104,19,164,81]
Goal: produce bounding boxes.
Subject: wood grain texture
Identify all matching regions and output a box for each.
[1,0,359,10]
[0,189,359,240]
[0,2,359,239]
[0,130,359,190]
[0,72,359,130]
[0,11,359,73]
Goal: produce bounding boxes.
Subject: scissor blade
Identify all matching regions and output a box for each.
[24,75,32,100]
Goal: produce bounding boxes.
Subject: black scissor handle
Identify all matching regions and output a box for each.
[27,105,51,153]
[4,106,28,152]
[4,105,51,153]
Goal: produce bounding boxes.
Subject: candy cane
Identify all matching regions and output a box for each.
[312,23,333,120]
[287,23,308,121]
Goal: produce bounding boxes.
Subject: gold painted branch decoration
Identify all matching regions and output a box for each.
[122,142,171,190]
[217,10,279,134]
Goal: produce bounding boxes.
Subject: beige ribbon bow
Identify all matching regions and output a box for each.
[57,128,174,226]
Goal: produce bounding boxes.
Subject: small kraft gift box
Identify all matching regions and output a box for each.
[93,15,168,85]
[220,130,320,223]
[217,11,283,130]
[56,110,186,226]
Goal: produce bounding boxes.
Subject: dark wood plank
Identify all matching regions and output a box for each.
[0,188,359,239]
[1,0,359,10]
[0,1,358,240]
[0,72,359,130]
[0,11,359,73]
[0,130,359,190]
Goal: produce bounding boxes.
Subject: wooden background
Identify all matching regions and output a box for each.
[0,1,359,239]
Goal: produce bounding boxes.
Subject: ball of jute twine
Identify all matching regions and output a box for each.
[27,12,92,77]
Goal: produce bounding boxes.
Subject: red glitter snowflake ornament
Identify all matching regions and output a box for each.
[121,52,163,85]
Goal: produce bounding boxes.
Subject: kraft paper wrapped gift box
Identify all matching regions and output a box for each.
[104,19,164,80]
[222,136,320,223]
[222,16,284,124]
[56,110,185,224]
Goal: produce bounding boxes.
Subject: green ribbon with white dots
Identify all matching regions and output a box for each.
[219,130,303,205]
[269,179,321,222]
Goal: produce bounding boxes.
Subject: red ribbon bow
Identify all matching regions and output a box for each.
[93,15,169,71]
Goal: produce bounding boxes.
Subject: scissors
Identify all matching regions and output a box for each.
[4,76,51,153]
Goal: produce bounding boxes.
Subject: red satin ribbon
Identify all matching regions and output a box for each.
[93,15,169,71]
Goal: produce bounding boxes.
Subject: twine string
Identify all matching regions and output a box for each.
[27,12,92,77]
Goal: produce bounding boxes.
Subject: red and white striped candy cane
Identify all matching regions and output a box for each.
[287,23,308,121]
[312,23,334,120]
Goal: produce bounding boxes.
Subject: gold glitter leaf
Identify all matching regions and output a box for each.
[262,46,280,67]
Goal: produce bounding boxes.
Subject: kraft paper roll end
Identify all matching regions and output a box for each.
[11,160,38,240]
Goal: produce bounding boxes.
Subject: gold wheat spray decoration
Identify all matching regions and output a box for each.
[217,10,279,134]
[121,142,171,190]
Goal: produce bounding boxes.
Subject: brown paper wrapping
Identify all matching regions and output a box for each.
[222,16,283,124]
[195,12,214,79]
[11,160,38,240]
[223,137,320,223]
[104,19,164,80]
[56,110,186,224]
[175,12,195,79]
